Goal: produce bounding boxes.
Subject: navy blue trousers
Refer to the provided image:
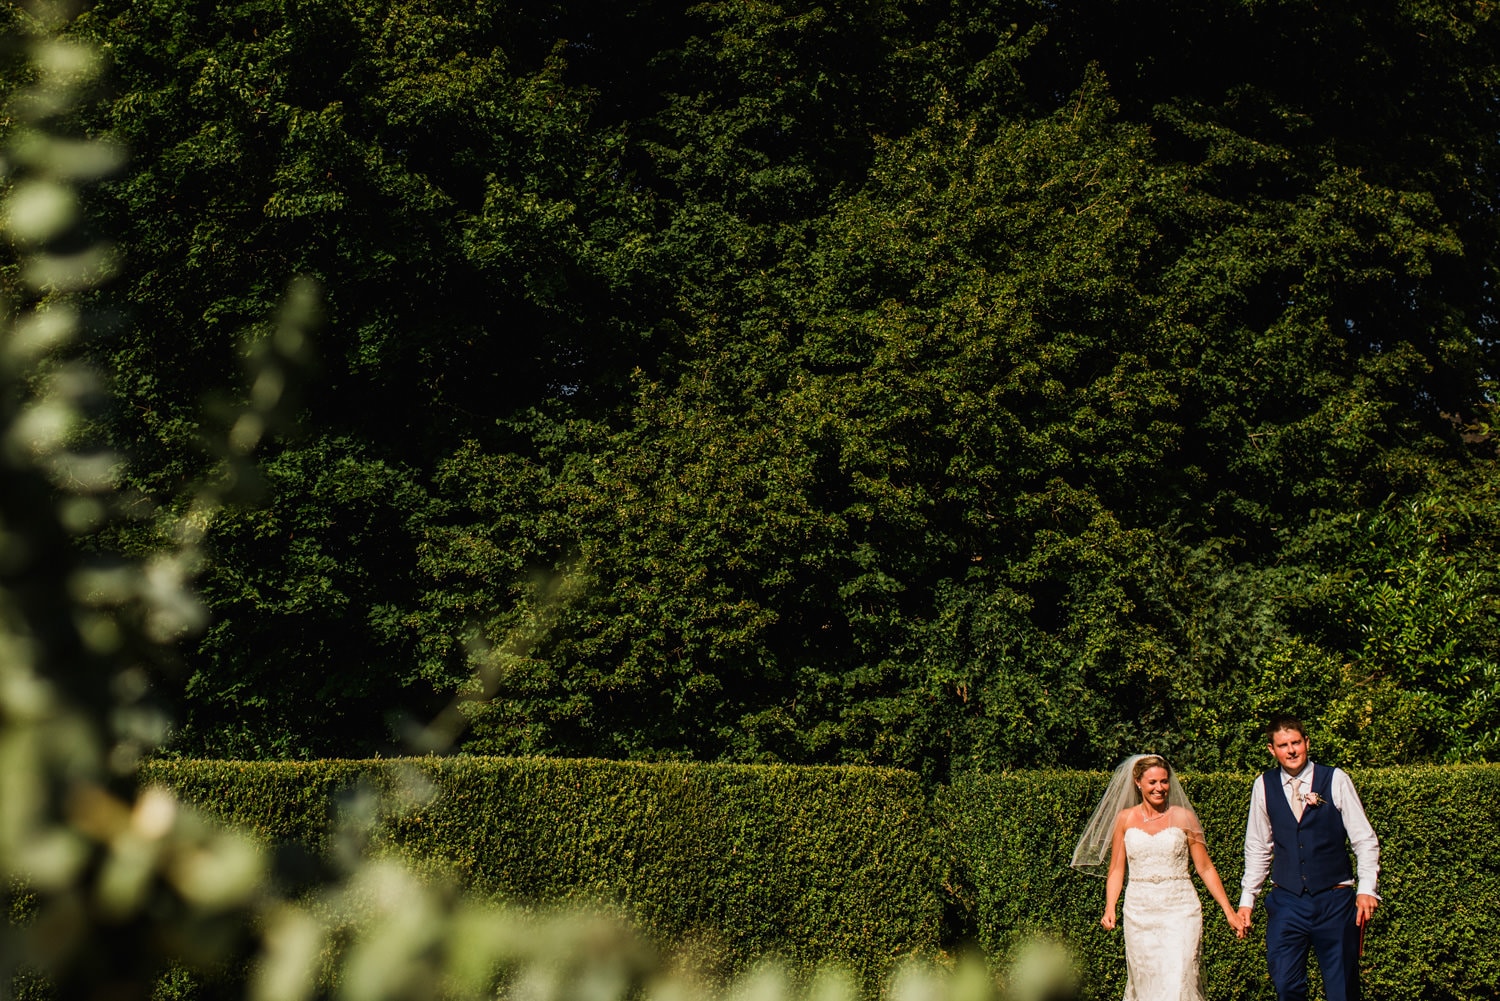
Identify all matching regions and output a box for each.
[1263,885,1360,1001]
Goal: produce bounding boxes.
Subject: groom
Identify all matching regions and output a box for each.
[1237,715,1381,1001]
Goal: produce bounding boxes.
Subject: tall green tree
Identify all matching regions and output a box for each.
[64,0,1500,772]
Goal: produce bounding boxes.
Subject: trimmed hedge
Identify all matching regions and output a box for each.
[940,765,1500,1001]
[140,757,941,981]
[139,758,1500,998]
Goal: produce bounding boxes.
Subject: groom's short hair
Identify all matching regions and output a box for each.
[1266,714,1307,741]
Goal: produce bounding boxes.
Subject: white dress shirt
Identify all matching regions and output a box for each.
[1239,762,1381,909]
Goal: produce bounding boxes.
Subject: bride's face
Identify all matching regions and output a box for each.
[1136,766,1170,809]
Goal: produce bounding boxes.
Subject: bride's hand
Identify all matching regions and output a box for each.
[1100,911,1117,931]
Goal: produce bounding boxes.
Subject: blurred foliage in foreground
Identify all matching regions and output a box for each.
[140,757,942,985]
[1,9,1078,1001]
[143,755,1500,1001]
[31,0,1499,775]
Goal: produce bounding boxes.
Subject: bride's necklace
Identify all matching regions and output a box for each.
[1139,804,1170,825]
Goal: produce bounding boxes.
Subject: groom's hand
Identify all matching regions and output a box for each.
[1356,893,1378,926]
[1236,906,1253,939]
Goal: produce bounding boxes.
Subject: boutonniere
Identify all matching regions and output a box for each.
[1303,792,1323,808]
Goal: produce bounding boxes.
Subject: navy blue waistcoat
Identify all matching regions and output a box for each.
[1265,764,1354,895]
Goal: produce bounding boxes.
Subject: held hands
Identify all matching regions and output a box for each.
[1109,907,1249,936]
[1220,909,1243,936]
[1233,906,1254,939]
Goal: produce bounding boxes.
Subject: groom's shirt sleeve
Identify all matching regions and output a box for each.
[1239,773,1273,909]
[1331,769,1381,898]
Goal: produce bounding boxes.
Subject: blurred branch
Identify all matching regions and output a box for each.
[0,12,1074,1001]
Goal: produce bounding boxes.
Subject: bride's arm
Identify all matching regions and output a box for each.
[1187,832,1245,932]
[1101,813,1127,929]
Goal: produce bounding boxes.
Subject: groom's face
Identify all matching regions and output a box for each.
[1268,728,1308,774]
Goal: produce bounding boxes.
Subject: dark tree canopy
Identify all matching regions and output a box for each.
[53,0,1500,774]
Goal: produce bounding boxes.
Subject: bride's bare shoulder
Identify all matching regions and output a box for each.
[1167,805,1205,833]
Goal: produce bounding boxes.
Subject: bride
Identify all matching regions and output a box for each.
[1071,754,1247,1000]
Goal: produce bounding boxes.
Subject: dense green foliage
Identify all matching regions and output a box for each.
[941,764,1500,1000]
[142,756,941,980]
[141,756,1500,999]
[2,20,1040,1001]
[56,1,1500,771]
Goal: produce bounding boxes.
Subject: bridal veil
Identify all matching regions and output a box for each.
[1070,754,1204,877]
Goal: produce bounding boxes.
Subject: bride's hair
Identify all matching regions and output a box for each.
[1071,754,1206,876]
[1131,754,1170,788]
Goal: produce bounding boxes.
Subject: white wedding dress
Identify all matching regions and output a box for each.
[1121,827,1204,1001]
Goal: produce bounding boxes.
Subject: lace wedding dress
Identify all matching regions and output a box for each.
[1122,826,1204,1001]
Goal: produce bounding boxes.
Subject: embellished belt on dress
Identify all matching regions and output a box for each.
[1131,874,1190,883]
